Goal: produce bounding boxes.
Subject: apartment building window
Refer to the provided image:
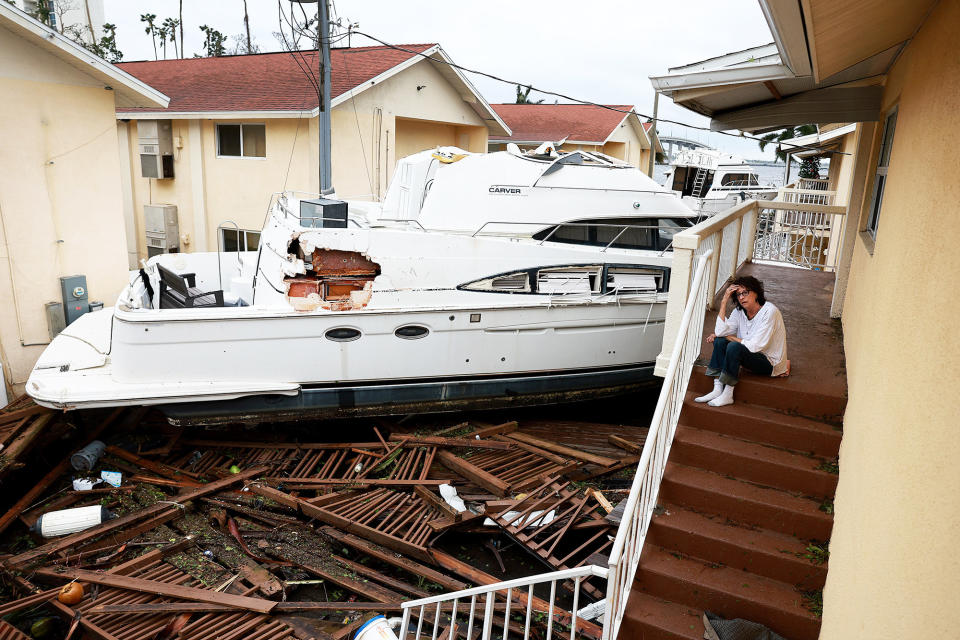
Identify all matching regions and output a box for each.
[216,123,266,158]
[866,108,897,238]
[220,228,260,252]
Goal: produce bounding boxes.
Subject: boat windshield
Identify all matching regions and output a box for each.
[532,217,695,251]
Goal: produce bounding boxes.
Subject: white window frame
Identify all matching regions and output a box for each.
[215,122,267,159]
[219,227,261,252]
[865,107,898,239]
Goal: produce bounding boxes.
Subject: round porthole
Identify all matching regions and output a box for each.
[395,325,429,340]
[325,327,361,342]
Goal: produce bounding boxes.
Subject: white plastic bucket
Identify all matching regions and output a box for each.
[353,615,399,640]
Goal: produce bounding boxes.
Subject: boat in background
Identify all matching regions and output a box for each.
[26,146,697,424]
[663,147,777,217]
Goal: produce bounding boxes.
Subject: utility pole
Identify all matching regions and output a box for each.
[318,0,332,193]
[290,0,333,194]
[647,91,659,178]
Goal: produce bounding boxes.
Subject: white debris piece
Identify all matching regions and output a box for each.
[439,483,467,513]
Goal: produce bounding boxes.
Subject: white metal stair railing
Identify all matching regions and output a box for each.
[395,254,714,640]
[398,565,608,640]
[602,251,714,640]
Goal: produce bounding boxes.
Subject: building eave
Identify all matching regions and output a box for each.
[116,109,318,120]
[0,3,168,109]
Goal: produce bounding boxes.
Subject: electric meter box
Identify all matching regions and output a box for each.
[60,275,89,326]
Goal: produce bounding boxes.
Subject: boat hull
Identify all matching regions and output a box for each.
[161,363,658,425]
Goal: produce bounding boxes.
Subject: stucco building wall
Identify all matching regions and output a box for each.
[0,26,130,391]
[821,1,960,637]
[121,57,490,255]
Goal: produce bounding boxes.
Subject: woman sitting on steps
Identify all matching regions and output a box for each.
[696,275,789,407]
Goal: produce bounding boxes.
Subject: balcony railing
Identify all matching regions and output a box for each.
[656,196,846,374]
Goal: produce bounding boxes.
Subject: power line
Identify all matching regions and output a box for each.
[349,30,841,155]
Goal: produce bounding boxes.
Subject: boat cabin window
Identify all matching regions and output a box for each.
[532,217,693,251]
[537,266,601,294]
[719,173,759,187]
[606,267,662,294]
[461,271,531,293]
[461,264,667,295]
[657,217,695,251]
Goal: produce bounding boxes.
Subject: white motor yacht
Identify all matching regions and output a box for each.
[27,146,697,423]
[663,147,777,217]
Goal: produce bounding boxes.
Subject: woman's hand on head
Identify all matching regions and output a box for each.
[725,285,741,297]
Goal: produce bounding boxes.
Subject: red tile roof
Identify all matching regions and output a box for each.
[116,45,436,113]
[489,104,636,143]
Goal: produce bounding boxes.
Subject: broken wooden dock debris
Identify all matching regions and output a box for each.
[0,400,645,638]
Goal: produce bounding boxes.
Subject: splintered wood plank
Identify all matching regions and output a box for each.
[506,432,619,467]
[388,435,512,450]
[249,485,439,562]
[608,434,643,455]
[319,527,467,592]
[32,567,277,613]
[436,450,509,496]
[87,602,404,614]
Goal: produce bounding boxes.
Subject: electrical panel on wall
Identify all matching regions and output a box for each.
[137,119,175,179]
[144,204,179,257]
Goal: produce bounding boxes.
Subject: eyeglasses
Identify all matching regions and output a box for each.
[736,290,753,298]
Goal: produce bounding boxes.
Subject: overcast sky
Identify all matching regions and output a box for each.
[103,0,777,159]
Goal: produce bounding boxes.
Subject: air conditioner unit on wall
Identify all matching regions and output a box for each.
[137,119,175,179]
[144,204,179,257]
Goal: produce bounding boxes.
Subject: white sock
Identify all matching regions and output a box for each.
[695,379,724,403]
[708,384,735,407]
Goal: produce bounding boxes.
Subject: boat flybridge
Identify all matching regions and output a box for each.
[27,145,697,424]
[664,147,777,217]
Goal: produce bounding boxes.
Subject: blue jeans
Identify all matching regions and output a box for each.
[706,337,772,386]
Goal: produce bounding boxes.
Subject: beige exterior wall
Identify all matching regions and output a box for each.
[821,2,960,637]
[0,26,132,394]
[122,57,490,254]
[602,118,651,172]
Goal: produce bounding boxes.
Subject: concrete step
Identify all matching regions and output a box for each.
[671,425,838,499]
[689,366,846,423]
[648,503,828,590]
[618,591,704,640]
[660,463,834,540]
[681,391,842,458]
[635,546,821,640]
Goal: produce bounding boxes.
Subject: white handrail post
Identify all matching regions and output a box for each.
[655,245,694,376]
[706,231,722,309]
[728,214,743,277]
[745,201,759,263]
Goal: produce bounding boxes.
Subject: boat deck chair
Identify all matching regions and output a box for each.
[157,264,225,309]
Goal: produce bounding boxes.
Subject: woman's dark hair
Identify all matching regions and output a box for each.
[732,275,766,308]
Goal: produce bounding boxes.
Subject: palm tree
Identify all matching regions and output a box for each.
[140,13,158,60]
[515,85,544,104]
[162,17,180,58]
[758,124,817,161]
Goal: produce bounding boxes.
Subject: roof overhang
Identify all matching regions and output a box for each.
[649,0,936,133]
[117,110,317,120]
[0,3,168,109]
[778,122,856,157]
